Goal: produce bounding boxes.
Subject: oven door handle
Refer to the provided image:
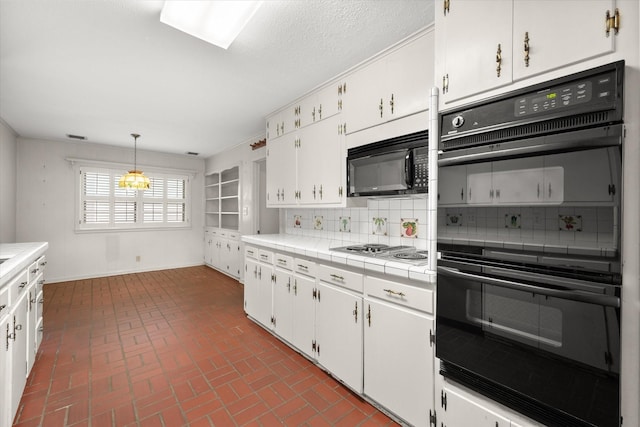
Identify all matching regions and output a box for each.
[438,266,620,308]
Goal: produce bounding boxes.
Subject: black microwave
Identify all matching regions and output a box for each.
[347,130,428,197]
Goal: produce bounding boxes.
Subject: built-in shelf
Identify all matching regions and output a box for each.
[205,166,240,230]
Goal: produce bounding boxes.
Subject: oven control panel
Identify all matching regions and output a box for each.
[440,60,623,146]
[412,147,429,189]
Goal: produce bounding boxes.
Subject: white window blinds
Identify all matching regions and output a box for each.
[78,167,190,230]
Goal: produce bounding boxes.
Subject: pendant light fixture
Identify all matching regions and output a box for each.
[118,133,150,190]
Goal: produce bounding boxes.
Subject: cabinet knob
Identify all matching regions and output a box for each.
[496,43,502,77]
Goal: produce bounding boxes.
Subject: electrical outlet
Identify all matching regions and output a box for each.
[136,256,141,262]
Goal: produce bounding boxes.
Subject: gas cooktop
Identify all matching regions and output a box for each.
[330,244,429,265]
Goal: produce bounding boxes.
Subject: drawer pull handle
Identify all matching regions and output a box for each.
[330,274,344,282]
[277,258,287,265]
[297,264,308,270]
[383,288,406,297]
[31,269,37,274]
[19,282,27,289]
[0,304,6,311]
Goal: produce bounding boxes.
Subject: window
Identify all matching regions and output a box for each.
[77,166,190,230]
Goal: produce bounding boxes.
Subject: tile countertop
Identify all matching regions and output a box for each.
[0,242,49,288]
[242,234,436,284]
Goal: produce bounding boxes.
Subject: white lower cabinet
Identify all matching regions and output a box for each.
[315,281,363,393]
[242,245,446,424]
[272,254,294,342]
[243,249,274,328]
[438,379,538,427]
[364,276,435,427]
[291,260,317,359]
[205,228,242,279]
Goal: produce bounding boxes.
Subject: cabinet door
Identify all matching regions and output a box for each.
[27,286,38,373]
[255,263,274,328]
[512,1,616,80]
[364,300,434,427]
[544,148,616,204]
[439,0,513,104]
[204,230,213,265]
[273,269,293,342]
[438,165,467,205]
[297,116,345,205]
[291,274,316,359]
[266,133,297,206]
[466,163,493,204]
[315,82,341,122]
[244,258,260,319]
[9,293,29,422]
[0,317,8,427]
[315,283,363,392]
[439,384,511,427]
[491,157,544,204]
[385,30,434,120]
[345,54,387,133]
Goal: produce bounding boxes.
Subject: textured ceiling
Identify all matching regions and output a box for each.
[0,0,435,157]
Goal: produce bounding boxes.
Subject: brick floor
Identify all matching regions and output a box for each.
[13,266,398,427]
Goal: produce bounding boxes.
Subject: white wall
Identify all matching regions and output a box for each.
[16,137,205,282]
[0,119,17,243]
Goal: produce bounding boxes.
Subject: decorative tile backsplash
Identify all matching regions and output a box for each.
[284,196,429,249]
[438,206,616,250]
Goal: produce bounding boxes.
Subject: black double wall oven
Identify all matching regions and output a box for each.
[436,61,624,427]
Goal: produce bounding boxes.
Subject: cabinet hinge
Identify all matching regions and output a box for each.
[312,340,316,352]
[441,390,448,410]
[429,409,437,427]
[443,0,450,15]
[608,184,616,196]
[442,74,449,94]
[429,329,435,347]
[605,8,620,37]
[312,288,317,300]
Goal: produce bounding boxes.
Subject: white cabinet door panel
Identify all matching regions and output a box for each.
[364,299,433,427]
[512,1,616,80]
[440,1,513,103]
[315,283,363,392]
[291,274,316,359]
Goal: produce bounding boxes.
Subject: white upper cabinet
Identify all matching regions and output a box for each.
[345,29,434,134]
[297,116,345,205]
[512,1,616,80]
[437,0,513,104]
[437,0,619,107]
[266,133,297,206]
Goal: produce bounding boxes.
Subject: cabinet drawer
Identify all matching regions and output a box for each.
[258,250,273,264]
[274,253,294,270]
[27,260,39,283]
[318,265,363,293]
[227,232,240,241]
[294,258,317,277]
[245,246,258,259]
[365,276,433,314]
[9,269,29,305]
[0,286,8,318]
[36,255,47,275]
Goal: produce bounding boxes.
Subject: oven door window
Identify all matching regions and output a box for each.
[437,271,620,374]
[349,150,408,194]
[467,285,563,348]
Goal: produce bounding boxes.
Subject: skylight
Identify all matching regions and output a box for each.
[160,1,263,49]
